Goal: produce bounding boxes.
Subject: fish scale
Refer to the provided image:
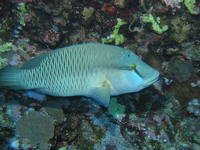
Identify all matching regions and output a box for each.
[30,45,90,96]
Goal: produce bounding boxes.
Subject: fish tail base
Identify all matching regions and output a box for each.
[0,66,22,89]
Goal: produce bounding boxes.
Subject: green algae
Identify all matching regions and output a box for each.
[17,3,27,26]
[141,14,168,34]
[0,42,13,69]
[102,18,127,45]
[184,0,199,15]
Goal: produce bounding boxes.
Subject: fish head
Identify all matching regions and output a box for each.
[132,54,160,89]
[115,49,160,92]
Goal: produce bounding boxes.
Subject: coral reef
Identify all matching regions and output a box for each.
[0,0,200,149]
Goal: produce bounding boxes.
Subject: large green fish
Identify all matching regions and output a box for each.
[0,43,159,107]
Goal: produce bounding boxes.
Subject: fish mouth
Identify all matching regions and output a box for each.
[144,72,160,87]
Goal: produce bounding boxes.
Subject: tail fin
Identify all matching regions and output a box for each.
[0,66,22,89]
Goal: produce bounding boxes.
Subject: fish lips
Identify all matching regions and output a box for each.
[143,71,160,88]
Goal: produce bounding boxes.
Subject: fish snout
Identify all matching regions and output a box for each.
[143,70,160,87]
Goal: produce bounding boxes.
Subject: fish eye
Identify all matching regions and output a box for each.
[128,54,130,57]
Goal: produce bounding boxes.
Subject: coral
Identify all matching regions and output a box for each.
[180,118,200,144]
[121,95,197,150]
[114,0,126,8]
[102,18,127,45]
[58,147,67,150]
[9,54,21,66]
[0,108,13,128]
[184,0,199,15]
[0,0,200,149]
[0,128,13,148]
[40,28,60,46]
[163,0,183,8]
[0,42,13,53]
[141,14,168,34]
[124,114,171,149]
[94,123,132,150]
[43,101,65,123]
[168,58,193,82]
[108,97,125,121]
[16,110,55,149]
[77,119,101,150]
[101,3,117,16]
[63,0,72,9]
[180,42,200,61]
[0,42,13,69]
[17,3,27,26]
[82,7,95,21]
[187,98,200,116]
[5,100,24,122]
[170,16,192,43]
[54,113,103,149]
[191,80,200,87]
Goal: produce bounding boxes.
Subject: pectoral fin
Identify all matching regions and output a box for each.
[90,81,111,107]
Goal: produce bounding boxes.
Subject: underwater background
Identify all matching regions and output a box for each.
[0,0,200,150]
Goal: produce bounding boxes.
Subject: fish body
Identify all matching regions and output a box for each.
[0,43,159,107]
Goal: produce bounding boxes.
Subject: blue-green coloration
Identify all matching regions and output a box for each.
[0,43,159,107]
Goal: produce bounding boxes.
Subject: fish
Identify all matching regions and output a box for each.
[0,43,159,107]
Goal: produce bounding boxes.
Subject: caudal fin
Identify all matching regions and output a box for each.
[0,66,22,89]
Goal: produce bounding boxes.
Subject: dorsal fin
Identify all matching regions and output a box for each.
[21,53,48,69]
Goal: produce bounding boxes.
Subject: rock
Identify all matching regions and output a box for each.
[181,42,200,61]
[114,0,126,8]
[168,58,193,82]
[0,111,13,128]
[43,100,66,123]
[16,110,55,150]
[82,7,95,21]
[108,97,125,121]
[187,98,200,116]
[170,16,192,43]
